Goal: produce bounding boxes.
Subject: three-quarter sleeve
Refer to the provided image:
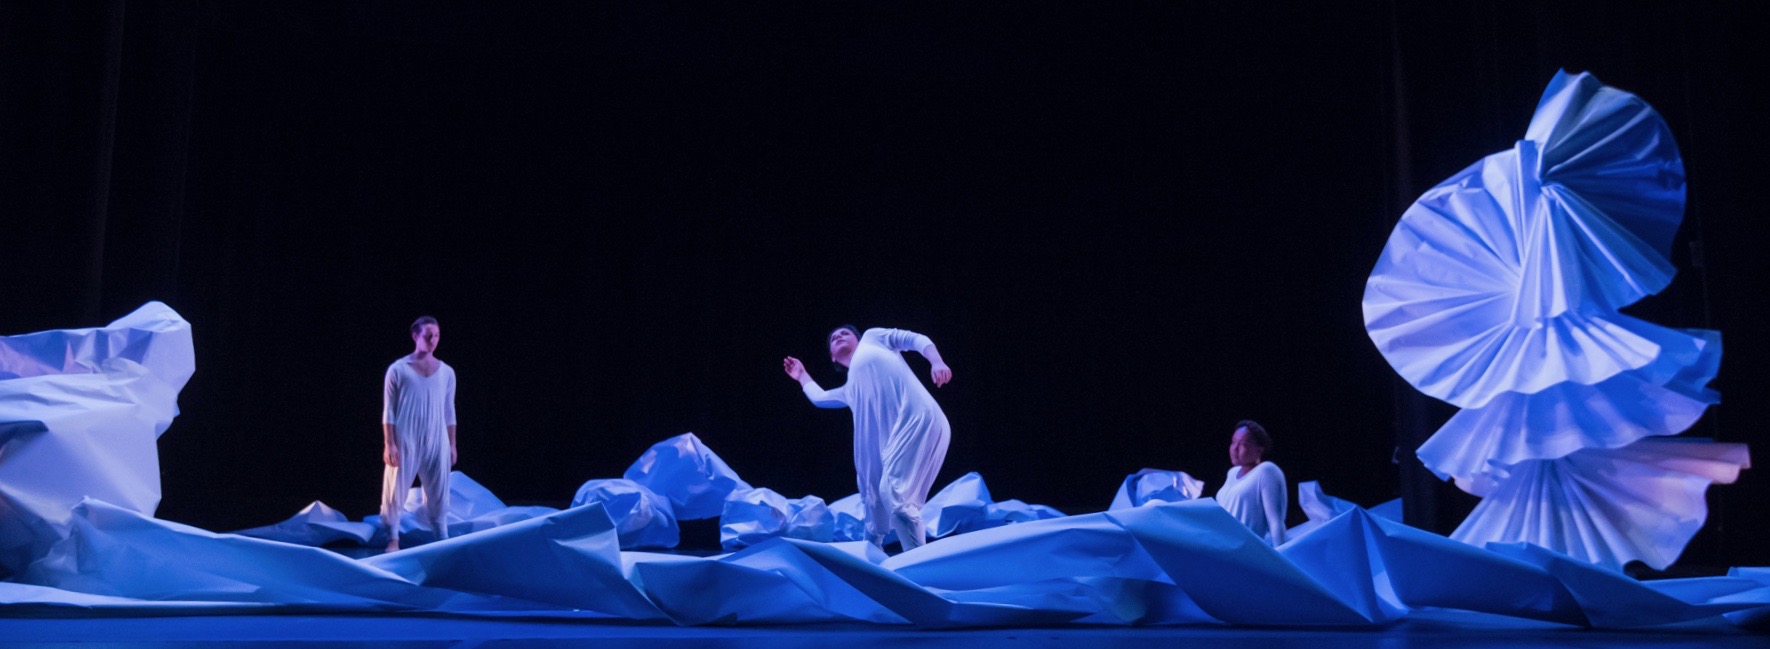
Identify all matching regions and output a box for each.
[800,379,850,409]
[445,367,458,426]
[382,365,399,424]
[871,328,935,354]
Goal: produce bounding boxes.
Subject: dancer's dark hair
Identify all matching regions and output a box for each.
[830,324,860,372]
[1235,419,1272,453]
[410,315,438,336]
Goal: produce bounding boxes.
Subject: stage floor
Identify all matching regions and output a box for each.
[2,613,1764,649]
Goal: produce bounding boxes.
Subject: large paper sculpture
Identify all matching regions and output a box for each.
[1364,70,1749,569]
[1452,437,1751,570]
[0,302,194,577]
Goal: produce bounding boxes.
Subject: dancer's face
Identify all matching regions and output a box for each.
[1229,427,1263,468]
[828,328,858,367]
[413,323,441,355]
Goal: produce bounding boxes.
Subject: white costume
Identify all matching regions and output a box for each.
[801,328,951,550]
[381,356,457,540]
[1217,462,1287,546]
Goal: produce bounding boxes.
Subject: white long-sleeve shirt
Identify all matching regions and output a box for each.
[800,328,936,413]
[1217,461,1287,546]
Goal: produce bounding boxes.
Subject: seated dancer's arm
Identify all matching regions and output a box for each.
[1259,465,1288,546]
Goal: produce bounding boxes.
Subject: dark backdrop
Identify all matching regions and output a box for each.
[3,2,1765,567]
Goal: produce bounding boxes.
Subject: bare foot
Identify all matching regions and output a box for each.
[384,538,400,553]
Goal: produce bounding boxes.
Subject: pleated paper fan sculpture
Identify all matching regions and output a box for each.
[1450,437,1750,571]
[1417,327,1723,495]
[1363,70,1749,570]
[1365,70,1690,413]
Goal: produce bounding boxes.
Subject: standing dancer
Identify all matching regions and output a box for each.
[784,325,952,551]
[1217,419,1287,546]
[380,315,458,551]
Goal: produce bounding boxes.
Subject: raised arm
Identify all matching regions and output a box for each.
[874,328,951,387]
[784,356,848,408]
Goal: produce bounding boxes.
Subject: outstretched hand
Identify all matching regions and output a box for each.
[931,362,952,387]
[783,356,807,382]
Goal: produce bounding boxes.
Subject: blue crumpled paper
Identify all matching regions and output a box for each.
[719,487,832,551]
[623,432,751,520]
[921,472,1064,538]
[6,305,1769,630]
[1286,480,1401,539]
[235,501,375,546]
[360,472,559,547]
[571,478,678,549]
[8,492,1770,628]
[1109,468,1206,510]
[0,302,194,577]
[817,473,1064,545]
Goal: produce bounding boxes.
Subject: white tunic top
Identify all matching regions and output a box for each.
[801,328,951,540]
[1217,461,1288,546]
[382,357,457,459]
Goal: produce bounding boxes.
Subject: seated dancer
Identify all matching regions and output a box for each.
[380,315,458,552]
[1217,419,1287,546]
[784,325,952,551]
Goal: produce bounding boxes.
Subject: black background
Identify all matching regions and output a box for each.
[3,2,1765,567]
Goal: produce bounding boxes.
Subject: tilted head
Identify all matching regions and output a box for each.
[828,324,860,368]
[1229,419,1271,468]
